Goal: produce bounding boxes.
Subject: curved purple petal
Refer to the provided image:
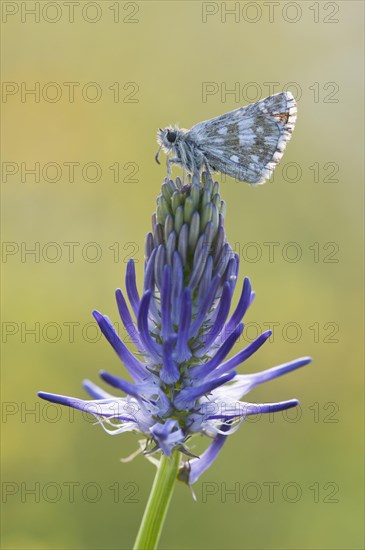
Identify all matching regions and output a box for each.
[190,323,244,380]
[197,255,213,307]
[115,288,144,350]
[224,277,252,335]
[161,265,173,340]
[137,292,162,361]
[242,399,299,416]
[92,310,147,382]
[189,275,220,338]
[171,251,184,325]
[38,391,133,420]
[197,282,233,354]
[99,370,142,399]
[224,357,312,400]
[174,371,236,410]
[143,248,157,292]
[83,380,115,399]
[174,288,192,363]
[150,419,184,456]
[160,336,180,385]
[210,330,272,380]
[125,259,140,317]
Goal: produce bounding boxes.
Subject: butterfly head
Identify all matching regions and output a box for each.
[157,126,181,147]
[155,126,183,164]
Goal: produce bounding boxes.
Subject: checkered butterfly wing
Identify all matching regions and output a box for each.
[186,92,297,185]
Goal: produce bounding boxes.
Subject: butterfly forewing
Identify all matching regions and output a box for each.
[186,92,297,184]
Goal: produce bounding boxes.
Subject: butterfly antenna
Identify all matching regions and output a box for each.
[155,144,162,165]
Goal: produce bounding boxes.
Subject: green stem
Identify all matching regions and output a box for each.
[133,451,180,550]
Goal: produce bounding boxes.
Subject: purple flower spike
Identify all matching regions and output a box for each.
[38,173,311,485]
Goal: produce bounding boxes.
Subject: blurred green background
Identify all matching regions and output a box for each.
[1,1,364,549]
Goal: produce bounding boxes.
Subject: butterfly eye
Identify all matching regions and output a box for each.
[166,130,177,144]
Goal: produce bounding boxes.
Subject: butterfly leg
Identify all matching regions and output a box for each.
[167,157,181,178]
[203,158,213,178]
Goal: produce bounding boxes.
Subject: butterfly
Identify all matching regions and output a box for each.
[155,92,297,185]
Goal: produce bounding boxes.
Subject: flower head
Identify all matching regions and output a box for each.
[39,173,311,484]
